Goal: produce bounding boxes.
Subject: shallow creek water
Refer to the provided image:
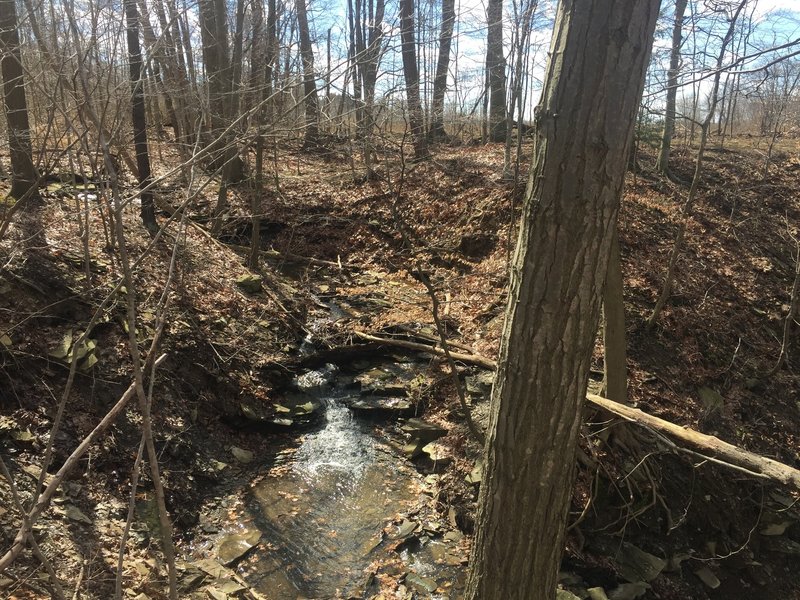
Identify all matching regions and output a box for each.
[220,362,461,598]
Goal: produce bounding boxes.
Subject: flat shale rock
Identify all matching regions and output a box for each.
[400,418,447,443]
[344,396,415,418]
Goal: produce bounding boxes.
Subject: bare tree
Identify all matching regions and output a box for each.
[0,0,41,211]
[657,0,688,175]
[125,0,157,235]
[648,0,748,328]
[296,0,321,148]
[503,0,539,176]
[429,0,456,141]
[486,0,507,142]
[399,0,428,158]
[351,0,386,173]
[758,59,800,177]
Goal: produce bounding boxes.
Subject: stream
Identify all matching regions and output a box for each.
[206,357,466,598]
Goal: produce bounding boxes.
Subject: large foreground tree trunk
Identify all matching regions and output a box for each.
[465,2,660,599]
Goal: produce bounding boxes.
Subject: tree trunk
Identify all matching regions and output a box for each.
[464,2,659,598]
[603,225,627,403]
[266,0,277,124]
[0,0,41,207]
[198,0,232,134]
[399,0,428,159]
[351,0,385,174]
[250,139,264,271]
[486,0,507,143]
[429,0,455,141]
[230,0,246,117]
[198,0,242,183]
[179,0,198,89]
[125,0,157,236]
[657,0,687,174]
[296,0,320,149]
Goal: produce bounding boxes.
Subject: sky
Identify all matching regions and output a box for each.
[303,0,800,122]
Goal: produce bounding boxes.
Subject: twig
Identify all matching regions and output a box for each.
[115,435,145,600]
[110,177,178,599]
[0,355,167,572]
[414,270,485,444]
[71,560,85,600]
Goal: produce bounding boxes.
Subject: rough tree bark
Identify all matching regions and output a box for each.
[0,0,41,208]
[464,1,660,598]
[486,0,507,142]
[125,0,158,236]
[429,0,455,141]
[657,0,688,174]
[399,0,428,159]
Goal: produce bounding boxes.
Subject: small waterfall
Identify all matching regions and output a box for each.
[292,364,375,481]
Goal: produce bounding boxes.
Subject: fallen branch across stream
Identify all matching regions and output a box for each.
[353,331,497,370]
[356,330,800,491]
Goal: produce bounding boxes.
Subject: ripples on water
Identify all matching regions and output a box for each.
[237,365,418,598]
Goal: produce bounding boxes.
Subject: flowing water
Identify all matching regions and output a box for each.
[232,364,429,598]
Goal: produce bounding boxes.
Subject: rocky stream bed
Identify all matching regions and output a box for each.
[182,343,473,599]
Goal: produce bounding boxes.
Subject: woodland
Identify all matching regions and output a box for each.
[0,0,799,598]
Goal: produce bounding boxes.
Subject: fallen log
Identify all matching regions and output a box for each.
[354,331,800,491]
[586,394,800,491]
[229,244,349,270]
[353,331,496,370]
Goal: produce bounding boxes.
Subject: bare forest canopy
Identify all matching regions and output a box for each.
[0,0,798,161]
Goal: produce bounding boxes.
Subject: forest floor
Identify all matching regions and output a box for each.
[0,134,799,599]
